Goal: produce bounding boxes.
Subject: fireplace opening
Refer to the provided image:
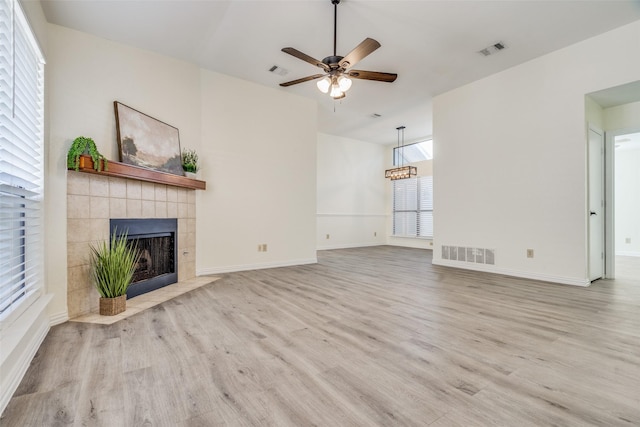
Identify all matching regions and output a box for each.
[110,218,177,298]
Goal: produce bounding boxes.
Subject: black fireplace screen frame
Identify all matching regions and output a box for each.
[110,218,178,298]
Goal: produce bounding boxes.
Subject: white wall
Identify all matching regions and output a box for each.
[197,71,317,273]
[316,133,386,249]
[614,144,640,256]
[604,100,640,131]
[585,96,604,130]
[432,20,640,286]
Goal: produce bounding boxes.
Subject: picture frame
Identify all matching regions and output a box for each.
[114,101,183,175]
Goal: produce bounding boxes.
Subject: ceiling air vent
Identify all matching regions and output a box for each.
[478,41,507,57]
[269,65,289,76]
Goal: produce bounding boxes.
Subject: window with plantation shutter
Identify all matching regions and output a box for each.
[392,176,433,238]
[0,0,45,324]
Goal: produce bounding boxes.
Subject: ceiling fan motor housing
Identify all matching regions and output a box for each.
[322,56,345,69]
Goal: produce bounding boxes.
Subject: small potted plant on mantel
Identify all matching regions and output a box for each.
[90,231,140,316]
[67,136,108,172]
[181,148,199,179]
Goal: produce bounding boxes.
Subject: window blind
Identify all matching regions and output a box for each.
[418,176,433,237]
[392,176,433,238]
[0,0,45,323]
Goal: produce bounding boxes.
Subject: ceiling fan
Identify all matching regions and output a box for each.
[279,0,397,100]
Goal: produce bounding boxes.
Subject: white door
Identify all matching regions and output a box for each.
[588,127,604,281]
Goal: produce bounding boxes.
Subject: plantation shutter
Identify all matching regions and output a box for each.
[392,176,434,238]
[392,178,418,236]
[0,0,45,322]
[418,176,433,237]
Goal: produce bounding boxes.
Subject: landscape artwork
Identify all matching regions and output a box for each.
[114,102,183,175]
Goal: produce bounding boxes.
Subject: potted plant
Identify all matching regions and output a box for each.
[90,231,140,316]
[67,136,108,172]
[182,148,199,178]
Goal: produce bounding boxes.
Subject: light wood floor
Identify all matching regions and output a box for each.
[2,246,639,426]
[616,255,640,280]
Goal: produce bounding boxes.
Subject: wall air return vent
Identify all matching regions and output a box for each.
[442,246,495,265]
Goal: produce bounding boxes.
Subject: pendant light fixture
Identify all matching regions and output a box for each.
[385,126,417,180]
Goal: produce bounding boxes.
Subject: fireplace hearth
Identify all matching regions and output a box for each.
[110,218,178,298]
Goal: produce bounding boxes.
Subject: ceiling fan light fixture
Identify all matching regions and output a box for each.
[330,83,344,99]
[337,75,352,92]
[317,76,331,93]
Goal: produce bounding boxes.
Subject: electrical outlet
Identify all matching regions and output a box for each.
[625,237,631,244]
[374,232,377,237]
[527,249,534,258]
[258,244,262,252]
[326,234,330,239]
[263,244,267,252]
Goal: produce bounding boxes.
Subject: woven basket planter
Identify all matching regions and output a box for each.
[99,295,127,316]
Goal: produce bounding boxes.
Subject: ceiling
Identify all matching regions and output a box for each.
[40,0,640,145]
[615,132,640,152]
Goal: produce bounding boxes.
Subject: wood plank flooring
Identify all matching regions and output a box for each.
[2,246,639,426]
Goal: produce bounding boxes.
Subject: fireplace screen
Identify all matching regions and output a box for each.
[110,218,178,298]
[131,234,174,283]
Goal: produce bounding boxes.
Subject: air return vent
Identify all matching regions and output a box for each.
[269,65,289,76]
[442,245,495,265]
[478,41,507,57]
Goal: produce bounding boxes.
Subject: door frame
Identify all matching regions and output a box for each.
[588,125,605,281]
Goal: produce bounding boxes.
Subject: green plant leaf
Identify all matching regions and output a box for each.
[89,230,140,298]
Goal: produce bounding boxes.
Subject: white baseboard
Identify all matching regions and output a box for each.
[432,259,590,287]
[616,251,640,257]
[197,257,317,276]
[316,243,382,250]
[49,310,69,327]
[0,295,52,415]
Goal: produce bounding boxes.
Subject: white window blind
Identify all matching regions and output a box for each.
[392,176,433,238]
[0,0,45,323]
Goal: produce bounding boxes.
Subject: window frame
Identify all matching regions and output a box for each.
[393,139,433,166]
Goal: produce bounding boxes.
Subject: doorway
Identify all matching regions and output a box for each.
[587,80,640,281]
[612,131,640,279]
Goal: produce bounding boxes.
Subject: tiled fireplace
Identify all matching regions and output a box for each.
[67,171,196,318]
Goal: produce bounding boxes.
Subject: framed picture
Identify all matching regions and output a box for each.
[114,101,183,175]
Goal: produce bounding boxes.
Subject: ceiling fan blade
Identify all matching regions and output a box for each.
[347,70,397,83]
[339,38,381,69]
[282,47,330,72]
[279,74,326,87]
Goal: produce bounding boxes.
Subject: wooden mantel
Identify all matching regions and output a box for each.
[71,155,206,190]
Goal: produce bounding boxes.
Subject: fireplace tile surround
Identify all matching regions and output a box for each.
[66,171,196,318]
